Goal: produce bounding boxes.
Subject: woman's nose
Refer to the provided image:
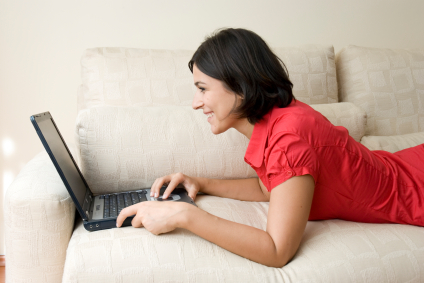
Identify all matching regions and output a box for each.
[192,91,204,110]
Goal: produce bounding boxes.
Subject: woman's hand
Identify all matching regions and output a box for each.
[150,173,201,201]
[116,201,194,235]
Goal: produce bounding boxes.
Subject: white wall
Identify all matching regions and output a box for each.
[1,0,423,255]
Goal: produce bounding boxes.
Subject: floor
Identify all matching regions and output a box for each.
[0,256,4,283]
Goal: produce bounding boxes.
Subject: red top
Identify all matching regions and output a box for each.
[244,100,424,226]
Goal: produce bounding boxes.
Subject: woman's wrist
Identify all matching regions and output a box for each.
[174,202,198,229]
[193,176,209,193]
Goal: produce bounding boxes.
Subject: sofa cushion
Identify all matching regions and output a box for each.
[273,45,338,104]
[77,46,338,112]
[62,195,424,283]
[75,106,256,195]
[75,103,365,195]
[336,45,424,136]
[361,131,424,152]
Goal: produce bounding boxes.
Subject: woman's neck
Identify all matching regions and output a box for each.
[233,118,254,139]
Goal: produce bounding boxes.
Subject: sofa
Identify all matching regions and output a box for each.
[5,45,424,282]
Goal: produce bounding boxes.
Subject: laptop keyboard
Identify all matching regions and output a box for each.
[102,190,148,218]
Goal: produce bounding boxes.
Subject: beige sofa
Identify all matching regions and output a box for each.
[5,45,424,282]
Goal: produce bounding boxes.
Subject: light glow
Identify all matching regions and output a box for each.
[2,138,15,157]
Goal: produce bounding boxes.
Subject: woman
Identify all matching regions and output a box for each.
[116,28,424,268]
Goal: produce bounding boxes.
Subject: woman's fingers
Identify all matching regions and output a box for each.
[150,173,199,201]
[116,201,192,236]
[188,189,197,201]
[151,176,170,197]
[116,205,144,228]
[162,173,184,199]
[116,205,137,227]
[131,214,144,228]
[150,177,165,197]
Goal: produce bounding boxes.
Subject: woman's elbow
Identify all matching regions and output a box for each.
[271,256,291,268]
[267,261,287,268]
[263,252,293,268]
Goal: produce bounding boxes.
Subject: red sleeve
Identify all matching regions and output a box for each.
[265,132,320,191]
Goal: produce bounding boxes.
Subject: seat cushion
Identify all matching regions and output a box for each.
[77,45,338,112]
[62,195,424,283]
[336,45,424,136]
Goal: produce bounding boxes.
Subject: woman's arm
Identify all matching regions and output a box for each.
[180,175,315,267]
[118,174,314,267]
[197,177,270,201]
[151,173,269,202]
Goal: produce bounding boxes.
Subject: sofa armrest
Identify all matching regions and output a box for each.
[5,151,75,283]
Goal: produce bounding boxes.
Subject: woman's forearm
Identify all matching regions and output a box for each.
[178,205,291,268]
[195,177,269,202]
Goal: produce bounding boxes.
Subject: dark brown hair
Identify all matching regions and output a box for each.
[189,28,294,124]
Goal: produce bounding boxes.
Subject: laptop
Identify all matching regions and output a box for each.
[30,111,196,232]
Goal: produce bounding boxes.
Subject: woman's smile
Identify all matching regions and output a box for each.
[206,112,214,122]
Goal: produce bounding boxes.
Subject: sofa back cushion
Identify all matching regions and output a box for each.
[75,103,365,195]
[77,46,338,112]
[76,106,255,194]
[360,132,424,153]
[274,46,338,104]
[336,45,424,136]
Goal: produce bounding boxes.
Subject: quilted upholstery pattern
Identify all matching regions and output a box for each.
[78,48,195,110]
[4,152,75,282]
[77,46,338,112]
[361,131,424,152]
[62,195,424,283]
[273,45,338,104]
[75,103,365,195]
[337,45,424,136]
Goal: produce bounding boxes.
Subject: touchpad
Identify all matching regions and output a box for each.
[156,194,181,201]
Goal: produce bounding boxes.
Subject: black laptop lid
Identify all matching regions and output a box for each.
[31,112,91,219]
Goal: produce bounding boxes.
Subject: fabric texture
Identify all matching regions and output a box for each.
[361,131,424,152]
[77,46,338,112]
[75,103,365,196]
[336,45,424,136]
[245,101,424,226]
[273,45,338,104]
[62,195,424,283]
[4,152,75,282]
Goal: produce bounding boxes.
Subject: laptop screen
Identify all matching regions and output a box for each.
[34,115,88,208]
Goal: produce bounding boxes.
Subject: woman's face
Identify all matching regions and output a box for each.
[192,64,243,135]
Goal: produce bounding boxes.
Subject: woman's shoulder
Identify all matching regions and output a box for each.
[265,100,351,148]
[268,101,329,134]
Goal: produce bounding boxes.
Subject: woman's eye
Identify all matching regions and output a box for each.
[199,88,205,93]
